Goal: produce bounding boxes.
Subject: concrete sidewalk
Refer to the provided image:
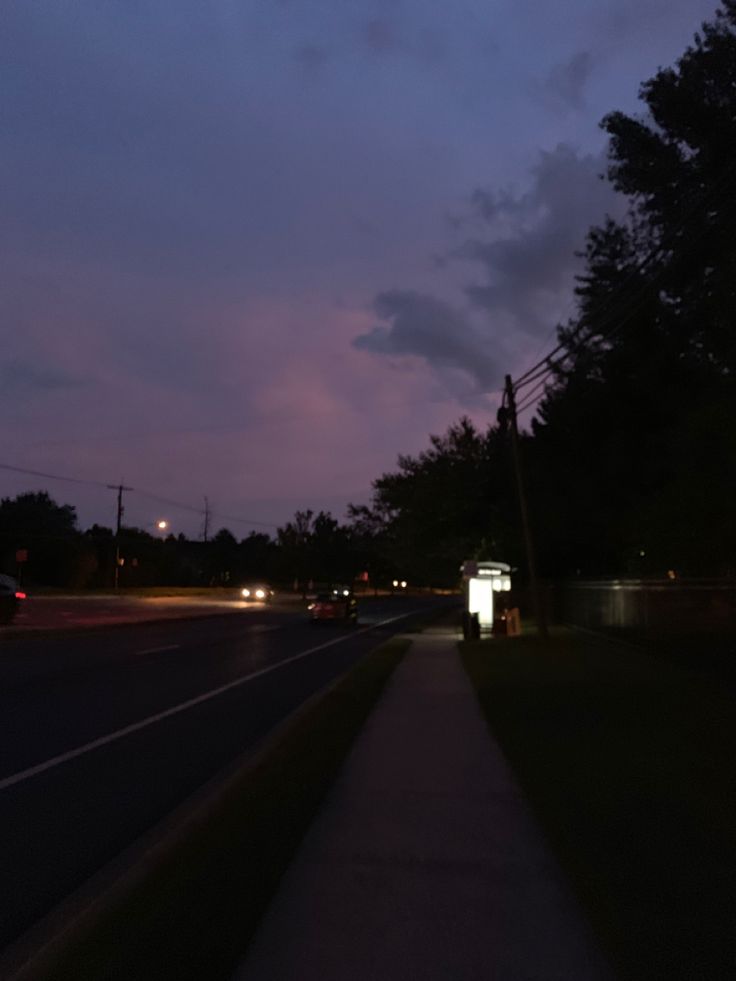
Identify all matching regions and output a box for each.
[235,629,613,981]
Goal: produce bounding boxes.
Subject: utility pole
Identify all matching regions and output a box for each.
[203,496,210,543]
[107,482,133,589]
[504,375,548,640]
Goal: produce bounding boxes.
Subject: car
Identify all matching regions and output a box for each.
[239,584,274,603]
[0,574,25,625]
[308,588,358,625]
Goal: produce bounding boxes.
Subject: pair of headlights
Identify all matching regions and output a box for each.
[241,587,267,599]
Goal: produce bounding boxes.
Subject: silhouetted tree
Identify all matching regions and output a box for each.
[0,491,84,585]
[354,418,518,587]
[528,3,736,575]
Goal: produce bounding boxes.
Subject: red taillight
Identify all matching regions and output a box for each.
[15,591,26,600]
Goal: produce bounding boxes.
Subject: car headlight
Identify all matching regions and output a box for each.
[255,588,266,599]
[241,588,250,598]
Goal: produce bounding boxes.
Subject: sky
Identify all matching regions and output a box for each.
[0,0,720,537]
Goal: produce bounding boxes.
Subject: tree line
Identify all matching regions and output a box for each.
[358,4,736,584]
[3,4,735,588]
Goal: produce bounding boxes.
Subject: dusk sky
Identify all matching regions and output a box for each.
[1,0,719,537]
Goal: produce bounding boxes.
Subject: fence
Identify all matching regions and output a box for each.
[553,578,736,634]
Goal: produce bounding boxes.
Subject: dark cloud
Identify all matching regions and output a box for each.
[354,144,625,392]
[0,0,719,529]
[542,51,594,111]
[593,0,718,44]
[353,290,499,391]
[357,14,446,65]
[454,143,624,338]
[292,43,331,72]
[362,18,398,53]
[0,360,89,394]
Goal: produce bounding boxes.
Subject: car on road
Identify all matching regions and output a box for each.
[239,584,274,603]
[308,588,358,625]
[0,574,25,625]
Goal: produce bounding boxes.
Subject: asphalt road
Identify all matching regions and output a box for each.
[0,595,452,952]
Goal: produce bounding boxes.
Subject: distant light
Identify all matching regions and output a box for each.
[343,589,349,596]
[639,550,646,557]
[400,581,407,589]
[157,520,168,530]
[255,588,266,599]
[667,569,677,580]
[392,580,399,587]
[15,591,26,600]
[241,588,250,598]
[502,577,511,591]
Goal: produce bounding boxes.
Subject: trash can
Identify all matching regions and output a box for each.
[462,610,481,640]
[493,606,521,637]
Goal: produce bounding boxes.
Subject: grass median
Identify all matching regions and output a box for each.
[21,636,411,981]
[460,628,736,981]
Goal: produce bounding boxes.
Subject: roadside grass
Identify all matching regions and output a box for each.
[460,628,736,981]
[22,636,411,981]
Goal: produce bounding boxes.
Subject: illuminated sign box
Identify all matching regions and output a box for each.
[461,559,512,632]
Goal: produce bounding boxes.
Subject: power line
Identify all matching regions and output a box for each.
[132,490,277,528]
[511,159,736,396]
[0,461,279,529]
[0,462,111,490]
[207,509,278,530]
[515,376,551,416]
[131,488,211,517]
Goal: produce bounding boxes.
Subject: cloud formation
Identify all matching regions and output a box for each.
[542,51,594,111]
[1,360,88,394]
[354,144,625,391]
[0,0,719,531]
[354,290,499,392]
[456,143,624,338]
[292,43,332,72]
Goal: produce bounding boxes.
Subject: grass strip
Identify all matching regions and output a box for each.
[460,628,736,981]
[24,636,411,981]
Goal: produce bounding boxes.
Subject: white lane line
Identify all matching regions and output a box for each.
[0,611,417,792]
[136,644,181,656]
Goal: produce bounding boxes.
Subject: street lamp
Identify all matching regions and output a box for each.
[157,520,169,531]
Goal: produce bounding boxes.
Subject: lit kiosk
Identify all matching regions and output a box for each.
[461,560,512,638]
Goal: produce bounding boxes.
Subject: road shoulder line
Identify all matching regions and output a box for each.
[0,612,417,793]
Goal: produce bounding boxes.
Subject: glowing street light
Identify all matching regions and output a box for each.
[157,520,169,531]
